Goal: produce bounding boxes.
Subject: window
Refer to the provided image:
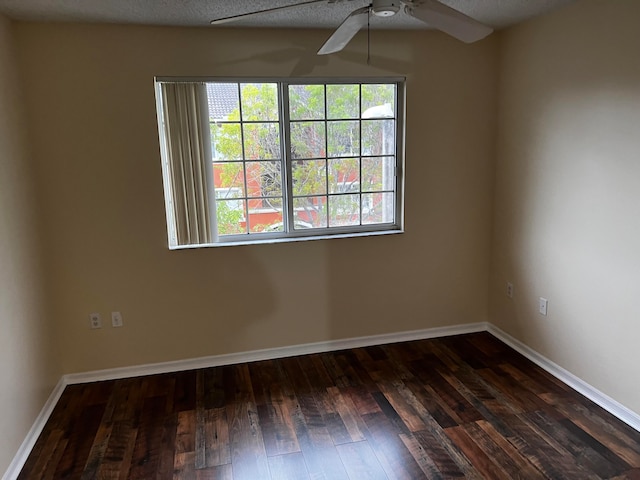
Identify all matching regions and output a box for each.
[156,78,404,247]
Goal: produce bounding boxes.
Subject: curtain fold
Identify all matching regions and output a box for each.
[161,82,213,245]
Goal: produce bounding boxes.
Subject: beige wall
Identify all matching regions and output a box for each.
[490,0,640,413]
[0,15,58,474]
[13,23,498,374]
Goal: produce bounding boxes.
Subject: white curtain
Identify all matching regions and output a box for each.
[160,82,214,245]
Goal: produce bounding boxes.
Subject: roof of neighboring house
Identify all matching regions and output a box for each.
[206,83,238,122]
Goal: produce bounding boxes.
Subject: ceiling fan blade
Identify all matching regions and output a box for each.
[317,6,369,55]
[211,0,326,25]
[404,0,493,43]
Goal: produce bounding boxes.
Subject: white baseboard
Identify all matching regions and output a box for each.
[64,322,488,384]
[5,321,640,479]
[487,324,640,432]
[2,378,66,480]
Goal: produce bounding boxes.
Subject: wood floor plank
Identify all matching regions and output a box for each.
[224,364,270,480]
[96,422,138,480]
[128,395,168,479]
[326,386,368,443]
[346,384,382,417]
[281,357,350,480]
[332,351,371,389]
[249,360,300,456]
[526,410,630,478]
[336,440,388,480]
[370,377,427,433]
[42,437,69,480]
[421,369,485,424]
[464,421,546,480]
[292,406,350,480]
[53,403,106,479]
[296,356,354,446]
[402,378,459,429]
[19,429,65,480]
[267,452,310,480]
[203,367,226,410]
[80,422,113,480]
[444,367,518,420]
[361,411,426,480]
[174,370,197,413]
[175,410,196,455]
[411,429,468,478]
[542,395,640,467]
[473,420,547,480]
[610,469,640,480]
[195,463,233,480]
[398,433,444,479]
[504,413,600,480]
[444,425,512,480]
[439,336,490,370]
[374,379,480,479]
[196,370,207,469]
[18,332,640,480]
[156,411,179,480]
[204,408,231,467]
[173,451,196,480]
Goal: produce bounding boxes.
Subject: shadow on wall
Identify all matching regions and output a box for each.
[148,245,279,354]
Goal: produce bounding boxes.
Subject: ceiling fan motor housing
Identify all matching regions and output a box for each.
[371,0,401,17]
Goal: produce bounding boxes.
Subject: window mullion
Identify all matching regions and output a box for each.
[237,83,250,234]
[359,83,363,226]
[323,84,329,228]
[281,82,296,233]
[394,81,404,226]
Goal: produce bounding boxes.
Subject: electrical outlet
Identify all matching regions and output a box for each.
[111,311,123,327]
[539,297,548,316]
[89,313,102,329]
[506,282,514,299]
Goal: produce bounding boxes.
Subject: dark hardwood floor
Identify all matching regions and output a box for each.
[18,332,640,479]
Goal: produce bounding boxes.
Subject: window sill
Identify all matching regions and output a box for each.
[169,228,404,250]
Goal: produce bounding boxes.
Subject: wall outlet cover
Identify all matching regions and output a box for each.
[111,311,123,327]
[89,313,102,329]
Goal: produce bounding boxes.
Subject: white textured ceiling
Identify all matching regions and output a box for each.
[0,0,576,30]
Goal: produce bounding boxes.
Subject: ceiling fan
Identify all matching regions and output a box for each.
[210,0,493,55]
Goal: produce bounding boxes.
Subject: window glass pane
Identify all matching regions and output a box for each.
[328,158,359,194]
[206,83,240,122]
[216,199,247,235]
[248,199,283,233]
[361,84,395,117]
[362,156,395,192]
[213,162,245,197]
[293,196,327,228]
[292,160,327,196]
[329,194,360,227]
[240,83,278,121]
[362,120,395,156]
[327,120,359,158]
[289,84,325,120]
[327,84,359,119]
[245,161,282,198]
[211,123,242,161]
[243,123,280,160]
[362,192,394,224]
[290,121,326,159]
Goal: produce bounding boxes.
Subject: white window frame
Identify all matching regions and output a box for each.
[155,77,406,248]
